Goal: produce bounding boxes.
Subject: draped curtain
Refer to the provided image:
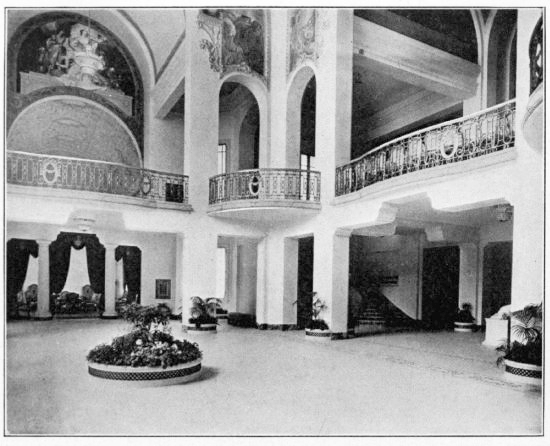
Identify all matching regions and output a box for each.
[115,246,141,303]
[49,233,105,295]
[7,239,38,318]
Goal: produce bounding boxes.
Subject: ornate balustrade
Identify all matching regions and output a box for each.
[335,100,516,197]
[530,18,543,94]
[6,151,189,205]
[209,168,321,205]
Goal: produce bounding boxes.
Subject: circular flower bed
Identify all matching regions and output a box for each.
[87,303,202,385]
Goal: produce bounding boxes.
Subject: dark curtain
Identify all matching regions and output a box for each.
[85,235,105,294]
[115,246,141,303]
[7,239,38,318]
[49,232,105,295]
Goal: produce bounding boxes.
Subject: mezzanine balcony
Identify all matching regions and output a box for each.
[208,168,321,222]
[6,151,191,211]
[335,100,516,198]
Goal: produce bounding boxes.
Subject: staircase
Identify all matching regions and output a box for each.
[350,286,417,335]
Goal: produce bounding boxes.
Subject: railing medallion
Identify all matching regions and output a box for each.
[248,174,261,197]
[42,159,59,185]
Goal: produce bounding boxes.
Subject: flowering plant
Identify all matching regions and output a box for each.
[87,303,201,368]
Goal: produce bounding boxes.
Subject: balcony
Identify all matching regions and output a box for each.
[208,168,321,222]
[6,151,191,210]
[335,100,516,197]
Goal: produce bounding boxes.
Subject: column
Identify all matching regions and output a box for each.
[259,235,299,327]
[36,239,52,320]
[267,9,289,168]
[315,9,354,204]
[255,237,267,326]
[184,10,221,213]
[174,233,185,315]
[458,243,479,322]
[181,231,218,325]
[227,240,239,313]
[509,9,544,311]
[313,229,351,337]
[102,243,117,318]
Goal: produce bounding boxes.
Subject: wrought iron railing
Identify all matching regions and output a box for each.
[530,18,543,94]
[209,168,321,205]
[335,100,516,197]
[6,151,189,204]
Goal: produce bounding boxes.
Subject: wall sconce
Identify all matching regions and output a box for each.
[495,204,513,222]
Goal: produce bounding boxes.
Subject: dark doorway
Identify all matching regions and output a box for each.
[296,237,314,329]
[422,246,460,329]
[115,246,142,304]
[482,242,512,322]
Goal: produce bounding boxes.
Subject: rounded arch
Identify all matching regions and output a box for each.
[8,94,143,167]
[219,72,269,168]
[286,64,317,169]
[7,10,154,92]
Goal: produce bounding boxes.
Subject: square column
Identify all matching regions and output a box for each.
[315,9,354,204]
[509,10,544,311]
[313,229,351,337]
[257,235,298,327]
[184,10,221,213]
[267,9,289,168]
[102,243,118,318]
[180,231,218,324]
[458,243,479,321]
[36,239,52,320]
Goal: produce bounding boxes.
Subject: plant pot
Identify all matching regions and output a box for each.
[503,359,542,386]
[184,323,217,334]
[454,321,474,332]
[87,359,202,386]
[305,328,331,341]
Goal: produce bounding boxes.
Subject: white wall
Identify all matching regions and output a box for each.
[145,116,185,174]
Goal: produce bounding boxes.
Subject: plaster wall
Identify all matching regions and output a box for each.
[145,115,184,174]
[236,243,258,314]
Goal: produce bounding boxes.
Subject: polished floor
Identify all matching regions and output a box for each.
[5,319,543,436]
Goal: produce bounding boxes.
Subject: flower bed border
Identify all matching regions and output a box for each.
[503,359,542,386]
[88,359,202,386]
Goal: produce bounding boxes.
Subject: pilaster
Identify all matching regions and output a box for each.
[36,239,52,320]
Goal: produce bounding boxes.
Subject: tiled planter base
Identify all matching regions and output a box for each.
[88,359,202,386]
[305,328,331,341]
[454,322,474,332]
[503,359,542,386]
[184,323,217,334]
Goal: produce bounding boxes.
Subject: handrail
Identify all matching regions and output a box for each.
[6,151,189,205]
[209,168,321,204]
[338,99,516,169]
[335,101,516,197]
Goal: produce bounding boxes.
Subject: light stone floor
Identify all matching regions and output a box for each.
[5,318,543,436]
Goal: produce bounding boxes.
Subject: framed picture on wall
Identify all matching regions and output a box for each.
[155,279,171,299]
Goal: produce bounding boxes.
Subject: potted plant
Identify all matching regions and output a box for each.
[304,293,331,340]
[454,302,475,332]
[87,303,202,385]
[185,296,222,334]
[496,303,542,386]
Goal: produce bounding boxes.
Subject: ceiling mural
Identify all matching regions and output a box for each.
[289,9,317,73]
[199,10,265,78]
[19,19,132,94]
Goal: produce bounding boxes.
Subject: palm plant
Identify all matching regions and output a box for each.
[308,293,329,330]
[189,296,222,325]
[496,303,543,367]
